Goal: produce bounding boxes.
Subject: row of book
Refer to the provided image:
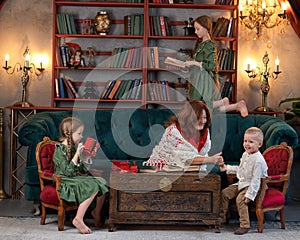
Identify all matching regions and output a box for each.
[215,0,234,5]
[56,13,77,34]
[100,79,142,100]
[148,80,170,101]
[212,17,235,38]
[55,78,79,99]
[220,80,233,99]
[55,77,177,101]
[57,45,71,67]
[217,49,235,70]
[110,46,160,68]
[124,0,143,2]
[151,0,179,3]
[124,14,144,36]
[100,79,176,101]
[149,16,173,36]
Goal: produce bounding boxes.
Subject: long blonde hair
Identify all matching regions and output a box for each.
[59,117,83,161]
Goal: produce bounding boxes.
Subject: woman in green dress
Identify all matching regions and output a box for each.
[184,15,248,117]
[53,117,108,234]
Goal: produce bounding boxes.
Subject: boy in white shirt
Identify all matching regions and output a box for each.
[219,127,268,235]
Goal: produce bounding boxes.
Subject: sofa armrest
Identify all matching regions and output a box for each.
[259,118,298,149]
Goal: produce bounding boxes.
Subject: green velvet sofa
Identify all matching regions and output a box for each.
[18,109,298,202]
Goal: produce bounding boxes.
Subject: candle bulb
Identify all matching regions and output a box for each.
[25,53,30,68]
[247,63,251,71]
[239,4,243,16]
[262,1,266,16]
[40,62,43,69]
[5,54,9,68]
[275,57,280,72]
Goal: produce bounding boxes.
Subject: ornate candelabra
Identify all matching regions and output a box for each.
[245,51,281,112]
[2,46,45,107]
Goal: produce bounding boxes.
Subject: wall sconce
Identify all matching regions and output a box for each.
[245,51,281,112]
[3,46,45,107]
[239,0,289,37]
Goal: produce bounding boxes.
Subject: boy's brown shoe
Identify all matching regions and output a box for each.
[234,227,250,235]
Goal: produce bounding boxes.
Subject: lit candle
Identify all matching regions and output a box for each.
[40,62,43,69]
[25,53,30,68]
[275,57,280,72]
[262,1,266,16]
[239,4,243,16]
[247,63,251,71]
[281,2,287,11]
[5,53,9,68]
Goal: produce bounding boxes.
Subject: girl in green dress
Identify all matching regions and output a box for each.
[53,117,108,234]
[184,15,248,117]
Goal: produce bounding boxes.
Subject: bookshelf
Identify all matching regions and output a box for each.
[52,0,239,109]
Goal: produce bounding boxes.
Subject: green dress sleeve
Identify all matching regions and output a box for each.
[194,40,216,72]
[53,144,88,177]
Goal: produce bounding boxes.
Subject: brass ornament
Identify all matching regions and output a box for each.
[94,11,111,35]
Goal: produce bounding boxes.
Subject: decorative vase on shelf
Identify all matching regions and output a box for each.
[94,11,111,35]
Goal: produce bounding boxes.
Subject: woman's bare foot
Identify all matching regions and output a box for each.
[91,209,103,228]
[72,217,92,234]
[237,100,248,117]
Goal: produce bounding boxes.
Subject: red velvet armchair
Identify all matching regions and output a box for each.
[36,136,78,231]
[255,142,294,233]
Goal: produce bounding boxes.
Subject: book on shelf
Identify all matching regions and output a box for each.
[57,78,67,98]
[164,57,185,69]
[56,13,77,34]
[139,166,158,173]
[221,80,232,99]
[54,78,60,98]
[100,80,113,99]
[212,17,230,37]
[162,165,199,172]
[63,79,78,98]
[107,79,122,100]
[114,80,127,100]
[120,80,134,99]
[129,79,141,100]
[124,14,144,36]
[103,80,117,99]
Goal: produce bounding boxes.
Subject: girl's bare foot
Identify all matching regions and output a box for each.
[72,217,92,234]
[222,97,230,106]
[91,209,103,228]
[237,100,248,117]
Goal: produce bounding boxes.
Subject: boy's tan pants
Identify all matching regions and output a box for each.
[220,185,250,228]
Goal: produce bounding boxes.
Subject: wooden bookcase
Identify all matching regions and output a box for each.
[52,0,239,109]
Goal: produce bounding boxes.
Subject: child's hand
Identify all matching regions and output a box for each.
[76,142,84,156]
[219,163,227,172]
[244,197,251,204]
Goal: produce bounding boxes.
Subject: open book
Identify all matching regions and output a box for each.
[164,57,186,68]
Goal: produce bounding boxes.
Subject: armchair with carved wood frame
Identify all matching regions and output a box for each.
[255,142,294,233]
[36,136,79,231]
[226,142,294,233]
